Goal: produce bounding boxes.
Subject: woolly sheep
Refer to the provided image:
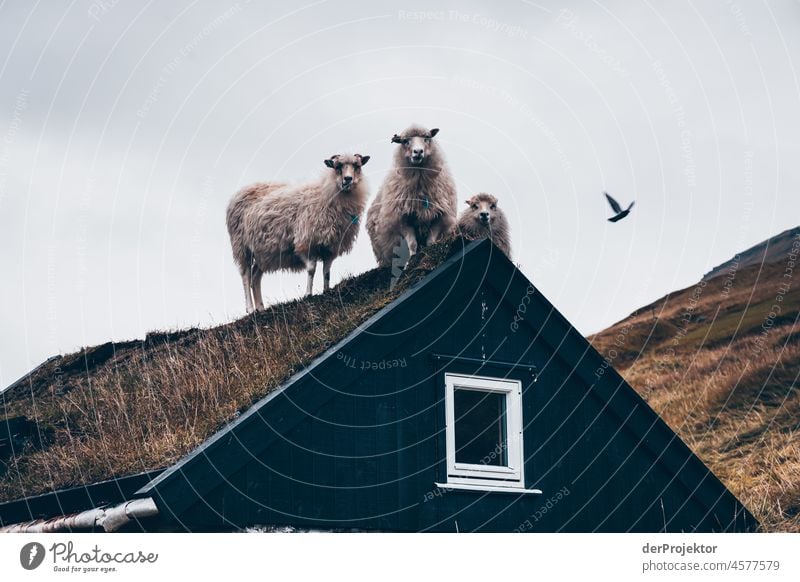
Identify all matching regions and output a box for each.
[226,153,370,312]
[366,125,457,267]
[456,193,511,258]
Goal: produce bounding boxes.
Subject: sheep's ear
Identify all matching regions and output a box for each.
[358,155,370,166]
[391,134,403,144]
[464,199,472,205]
[429,128,440,137]
[324,158,336,168]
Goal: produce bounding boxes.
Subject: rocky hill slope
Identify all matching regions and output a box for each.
[591,227,800,531]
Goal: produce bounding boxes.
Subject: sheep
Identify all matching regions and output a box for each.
[456,193,512,258]
[366,125,457,267]
[226,153,370,312]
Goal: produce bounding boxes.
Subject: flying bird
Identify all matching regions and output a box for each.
[604,192,634,222]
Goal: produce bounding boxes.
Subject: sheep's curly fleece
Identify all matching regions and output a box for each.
[227,162,368,279]
[366,125,457,266]
[456,192,512,258]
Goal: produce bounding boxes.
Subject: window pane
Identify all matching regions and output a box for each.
[453,388,507,466]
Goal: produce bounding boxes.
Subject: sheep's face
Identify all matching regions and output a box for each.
[392,127,439,166]
[324,154,370,192]
[465,193,500,226]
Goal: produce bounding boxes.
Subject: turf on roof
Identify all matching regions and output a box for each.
[0,238,465,502]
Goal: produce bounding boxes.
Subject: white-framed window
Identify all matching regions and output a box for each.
[444,373,525,489]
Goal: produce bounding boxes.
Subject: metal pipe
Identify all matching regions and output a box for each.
[99,497,159,532]
[0,497,158,533]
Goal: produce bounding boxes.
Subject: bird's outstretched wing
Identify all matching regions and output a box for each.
[604,192,622,213]
[627,200,635,211]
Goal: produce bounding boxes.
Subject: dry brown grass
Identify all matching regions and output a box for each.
[591,254,800,531]
[0,239,462,503]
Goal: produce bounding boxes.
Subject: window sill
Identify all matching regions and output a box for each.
[434,482,543,495]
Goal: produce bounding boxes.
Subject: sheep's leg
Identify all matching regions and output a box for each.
[241,271,253,313]
[399,225,418,256]
[322,256,334,292]
[303,258,317,296]
[251,268,265,311]
[427,222,445,246]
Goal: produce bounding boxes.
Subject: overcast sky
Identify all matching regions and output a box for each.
[1,0,799,387]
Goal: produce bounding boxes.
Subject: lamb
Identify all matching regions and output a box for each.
[456,193,512,258]
[226,153,370,312]
[366,125,457,267]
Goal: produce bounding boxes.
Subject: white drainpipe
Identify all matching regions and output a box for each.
[0,497,158,533]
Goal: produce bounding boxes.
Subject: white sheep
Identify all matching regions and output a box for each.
[456,193,512,258]
[366,125,457,266]
[226,153,370,312]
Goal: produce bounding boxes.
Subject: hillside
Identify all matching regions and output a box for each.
[590,227,800,532]
[0,240,462,503]
[703,226,800,281]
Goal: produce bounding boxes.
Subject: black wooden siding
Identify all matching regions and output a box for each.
[148,242,754,532]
